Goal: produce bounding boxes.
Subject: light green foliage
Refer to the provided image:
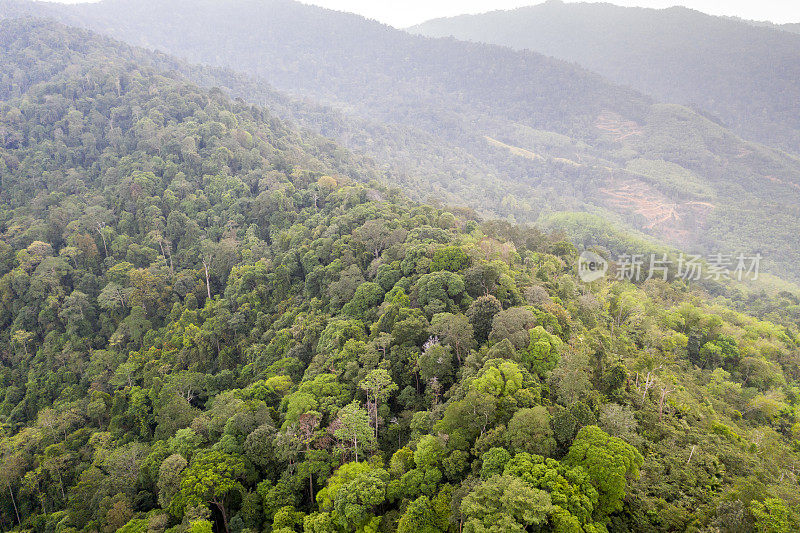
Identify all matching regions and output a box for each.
[563,426,643,517]
[316,462,389,531]
[397,490,452,533]
[461,474,554,533]
[503,452,599,526]
[297,373,351,417]
[389,446,415,476]
[480,447,512,479]
[393,438,447,500]
[414,435,447,469]
[186,519,214,533]
[750,498,800,533]
[431,246,471,272]
[472,360,524,398]
[399,464,443,499]
[359,368,398,438]
[625,158,714,198]
[282,391,319,427]
[522,326,562,376]
[169,450,245,521]
[272,505,305,530]
[317,318,366,355]
[359,369,398,407]
[116,518,148,533]
[303,511,335,532]
[316,462,371,511]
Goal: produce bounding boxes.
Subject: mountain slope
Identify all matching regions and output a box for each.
[412,1,800,154]
[1,19,799,533]
[3,0,800,282]
[17,0,652,130]
[0,0,653,223]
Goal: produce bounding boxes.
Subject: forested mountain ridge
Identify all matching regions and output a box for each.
[5,0,800,283]
[0,0,652,136]
[1,17,800,533]
[411,1,800,154]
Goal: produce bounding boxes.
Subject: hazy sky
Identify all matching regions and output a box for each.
[49,0,800,27]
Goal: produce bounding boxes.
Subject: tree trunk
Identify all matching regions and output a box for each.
[203,260,212,299]
[213,499,230,533]
[8,486,20,526]
[56,470,66,501]
[372,398,379,441]
[97,224,108,257]
[659,386,671,421]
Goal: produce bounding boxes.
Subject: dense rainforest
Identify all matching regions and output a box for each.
[4,0,800,283]
[1,18,800,533]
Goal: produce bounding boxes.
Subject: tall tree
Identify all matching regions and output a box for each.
[169,450,245,533]
[333,402,374,462]
[359,369,398,440]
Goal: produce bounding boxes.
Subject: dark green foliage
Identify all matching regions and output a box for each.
[467,295,503,344]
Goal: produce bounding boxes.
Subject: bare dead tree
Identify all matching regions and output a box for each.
[96,222,108,257]
[659,383,673,421]
[638,365,663,403]
[202,259,211,299]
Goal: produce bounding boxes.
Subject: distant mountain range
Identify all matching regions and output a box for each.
[411,1,800,155]
[2,0,800,281]
[743,19,800,35]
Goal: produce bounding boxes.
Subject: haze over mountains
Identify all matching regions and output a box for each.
[411,1,800,155]
[3,0,800,282]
